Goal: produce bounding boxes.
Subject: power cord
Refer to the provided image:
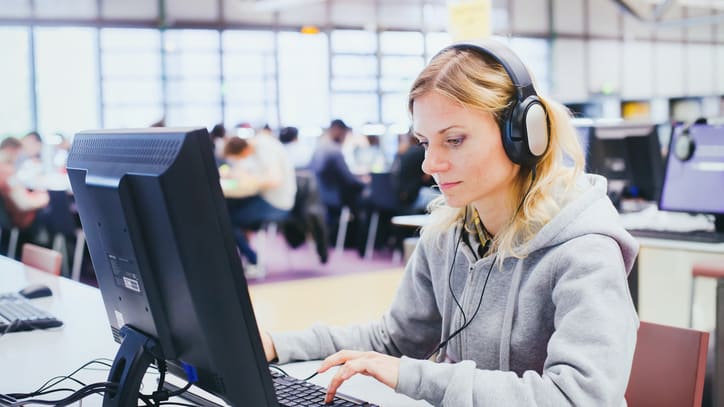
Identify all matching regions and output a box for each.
[269,364,319,381]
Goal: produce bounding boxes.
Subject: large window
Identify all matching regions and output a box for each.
[100,28,163,128]
[330,30,379,127]
[222,30,277,129]
[0,27,32,137]
[35,27,100,138]
[278,31,329,128]
[164,29,222,127]
[379,31,424,125]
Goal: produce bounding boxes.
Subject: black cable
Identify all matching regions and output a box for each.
[0,319,20,339]
[34,359,112,395]
[448,207,468,329]
[269,364,318,381]
[426,166,538,361]
[268,364,289,377]
[7,382,117,406]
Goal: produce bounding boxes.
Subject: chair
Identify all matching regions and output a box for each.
[689,262,724,327]
[44,190,86,281]
[625,321,708,407]
[21,243,63,276]
[363,173,399,260]
[0,194,20,259]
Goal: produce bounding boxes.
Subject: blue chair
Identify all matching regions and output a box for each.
[364,173,399,260]
[45,190,85,281]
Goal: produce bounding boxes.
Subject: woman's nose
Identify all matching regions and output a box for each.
[421,146,449,175]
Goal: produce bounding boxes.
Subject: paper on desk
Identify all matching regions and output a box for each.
[619,205,715,232]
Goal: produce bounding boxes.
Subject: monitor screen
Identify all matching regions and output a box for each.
[660,123,724,226]
[67,128,276,405]
[585,122,664,202]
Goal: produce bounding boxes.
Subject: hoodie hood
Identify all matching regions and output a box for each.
[522,173,639,275]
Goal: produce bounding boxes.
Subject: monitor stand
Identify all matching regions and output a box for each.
[104,325,163,407]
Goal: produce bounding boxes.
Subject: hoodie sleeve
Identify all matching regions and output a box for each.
[271,235,443,364]
[395,234,639,406]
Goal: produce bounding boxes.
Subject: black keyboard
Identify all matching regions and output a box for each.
[629,229,724,243]
[270,370,377,407]
[0,292,63,333]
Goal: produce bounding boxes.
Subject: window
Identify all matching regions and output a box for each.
[0,27,32,137]
[35,27,99,138]
[165,29,222,127]
[509,37,550,96]
[330,30,379,126]
[278,31,329,128]
[222,30,277,128]
[101,28,163,128]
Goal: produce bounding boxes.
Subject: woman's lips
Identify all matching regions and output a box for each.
[438,181,461,192]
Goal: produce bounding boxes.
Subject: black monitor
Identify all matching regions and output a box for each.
[67,128,276,406]
[660,123,724,232]
[584,122,665,203]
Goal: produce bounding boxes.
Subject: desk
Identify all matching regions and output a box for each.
[0,258,426,406]
[636,237,724,330]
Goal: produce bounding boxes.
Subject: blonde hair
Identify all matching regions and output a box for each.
[410,46,586,260]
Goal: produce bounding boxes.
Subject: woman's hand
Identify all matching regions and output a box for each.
[259,330,277,362]
[317,350,400,404]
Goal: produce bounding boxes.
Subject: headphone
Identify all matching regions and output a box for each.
[433,41,550,168]
[674,118,706,162]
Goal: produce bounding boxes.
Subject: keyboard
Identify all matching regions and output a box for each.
[270,370,377,407]
[629,229,724,243]
[0,292,63,333]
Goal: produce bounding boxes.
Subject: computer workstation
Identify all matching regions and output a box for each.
[626,121,724,243]
[1,129,424,406]
[575,120,665,207]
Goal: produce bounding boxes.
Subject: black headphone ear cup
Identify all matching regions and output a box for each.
[674,132,695,161]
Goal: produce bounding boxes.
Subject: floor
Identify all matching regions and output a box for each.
[247,231,403,285]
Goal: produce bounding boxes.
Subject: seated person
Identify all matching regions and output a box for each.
[390,130,438,214]
[309,119,367,246]
[259,41,638,406]
[221,136,296,277]
[0,137,50,255]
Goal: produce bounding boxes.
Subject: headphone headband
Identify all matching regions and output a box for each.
[435,41,538,102]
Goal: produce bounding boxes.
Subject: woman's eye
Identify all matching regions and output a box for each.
[447,137,464,146]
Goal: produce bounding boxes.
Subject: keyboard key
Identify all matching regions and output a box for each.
[270,367,377,407]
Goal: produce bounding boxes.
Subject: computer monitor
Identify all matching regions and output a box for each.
[584,122,665,202]
[659,123,724,232]
[66,128,276,406]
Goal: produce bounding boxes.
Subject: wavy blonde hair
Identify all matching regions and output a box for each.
[410,46,586,260]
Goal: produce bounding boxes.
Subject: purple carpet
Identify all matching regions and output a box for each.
[247,232,402,285]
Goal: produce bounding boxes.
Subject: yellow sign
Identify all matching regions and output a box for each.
[448,0,492,42]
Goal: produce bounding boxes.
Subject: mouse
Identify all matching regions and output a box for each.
[18,283,53,299]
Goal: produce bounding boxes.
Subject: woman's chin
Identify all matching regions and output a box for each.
[442,195,466,208]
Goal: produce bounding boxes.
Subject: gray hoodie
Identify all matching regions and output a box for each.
[272,174,639,406]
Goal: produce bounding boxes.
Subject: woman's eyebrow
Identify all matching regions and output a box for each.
[414,125,463,138]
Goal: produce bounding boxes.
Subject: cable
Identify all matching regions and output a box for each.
[269,364,319,381]
[6,382,117,406]
[425,166,538,361]
[0,319,20,339]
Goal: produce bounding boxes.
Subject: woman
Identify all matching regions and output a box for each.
[261,41,639,406]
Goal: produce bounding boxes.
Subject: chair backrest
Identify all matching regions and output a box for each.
[21,244,63,276]
[45,190,78,238]
[625,321,709,407]
[369,172,399,212]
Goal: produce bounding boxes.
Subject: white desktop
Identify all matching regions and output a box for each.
[0,257,428,406]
